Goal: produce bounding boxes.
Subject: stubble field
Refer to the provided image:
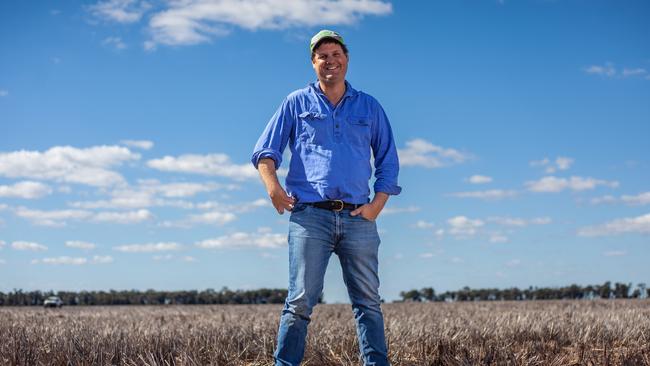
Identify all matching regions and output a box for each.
[1,300,648,365]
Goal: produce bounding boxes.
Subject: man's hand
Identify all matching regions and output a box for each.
[257,158,295,215]
[269,186,295,215]
[350,202,382,221]
[350,192,389,221]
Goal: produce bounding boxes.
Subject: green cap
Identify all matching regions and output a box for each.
[310,30,345,52]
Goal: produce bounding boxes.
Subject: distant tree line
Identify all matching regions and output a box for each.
[0,288,298,306]
[399,282,649,302]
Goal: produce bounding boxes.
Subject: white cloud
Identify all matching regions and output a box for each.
[450,257,464,264]
[489,233,509,243]
[0,145,140,187]
[144,0,391,48]
[147,154,258,180]
[153,254,174,261]
[32,256,87,265]
[381,205,420,215]
[584,63,649,80]
[188,210,237,226]
[488,216,551,227]
[65,240,97,250]
[449,189,517,201]
[102,36,127,50]
[530,217,552,225]
[398,139,471,168]
[490,217,526,227]
[0,259,5,264]
[590,195,618,205]
[160,198,268,228]
[160,211,237,228]
[506,259,521,267]
[0,240,5,249]
[14,207,93,227]
[70,192,155,210]
[14,207,151,226]
[525,176,618,193]
[584,63,616,77]
[591,192,650,206]
[31,255,113,265]
[88,0,150,23]
[12,241,48,251]
[530,157,550,168]
[622,192,650,205]
[93,255,114,263]
[70,181,225,210]
[604,251,626,257]
[413,220,434,229]
[467,175,492,184]
[622,68,647,77]
[0,181,52,199]
[447,216,484,237]
[151,182,221,198]
[114,242,182,252]
[578,213,650,237]
[530,156,574,174]
[182,256,197,262]
[237,198,270,212]
[419,253,434,259]
[196,230,286,249]
[555,157,574,171]
[120,139,154,150]
[0,90,8,97]
[93,209,153,224]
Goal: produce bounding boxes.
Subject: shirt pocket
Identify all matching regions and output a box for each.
[346,115,372,147]
[298,111,328,145]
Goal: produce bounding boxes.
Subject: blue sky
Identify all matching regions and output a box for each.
[1,0,648,303]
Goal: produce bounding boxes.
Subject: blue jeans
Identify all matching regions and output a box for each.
[274,203,389,366]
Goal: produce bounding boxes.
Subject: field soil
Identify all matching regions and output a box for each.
[1,300,648,365]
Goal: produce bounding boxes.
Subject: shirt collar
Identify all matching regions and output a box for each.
[311,80,358,99]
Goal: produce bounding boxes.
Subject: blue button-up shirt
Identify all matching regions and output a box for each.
[252,81,401,204]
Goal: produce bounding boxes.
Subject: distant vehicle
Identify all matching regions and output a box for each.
[43,296,63,308]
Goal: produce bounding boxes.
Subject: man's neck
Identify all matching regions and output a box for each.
[318,80,346,107]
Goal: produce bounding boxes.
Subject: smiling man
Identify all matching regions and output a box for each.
[252,30,401,366]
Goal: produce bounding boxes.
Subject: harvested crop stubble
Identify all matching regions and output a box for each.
[0,300,648,365]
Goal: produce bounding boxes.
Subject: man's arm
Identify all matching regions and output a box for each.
[258,158,295,214]
[252,97,295,214]
[351,100,401,221]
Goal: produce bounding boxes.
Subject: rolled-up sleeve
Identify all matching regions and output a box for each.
[251,98,294,170]
[371,102,402,195]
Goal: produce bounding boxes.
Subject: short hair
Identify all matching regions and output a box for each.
[311,39,349,60]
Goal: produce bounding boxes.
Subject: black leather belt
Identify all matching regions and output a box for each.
[304,200,363,211]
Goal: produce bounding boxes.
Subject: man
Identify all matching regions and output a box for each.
[251,30,401,366]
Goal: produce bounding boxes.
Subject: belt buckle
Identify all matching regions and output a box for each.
[332,200,344,212]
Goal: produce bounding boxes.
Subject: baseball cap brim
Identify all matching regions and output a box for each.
[310,30,345,52]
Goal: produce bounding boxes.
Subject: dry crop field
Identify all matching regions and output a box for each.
[1,300,648,366]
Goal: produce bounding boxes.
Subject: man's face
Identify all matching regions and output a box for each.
[311,41,348,85]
